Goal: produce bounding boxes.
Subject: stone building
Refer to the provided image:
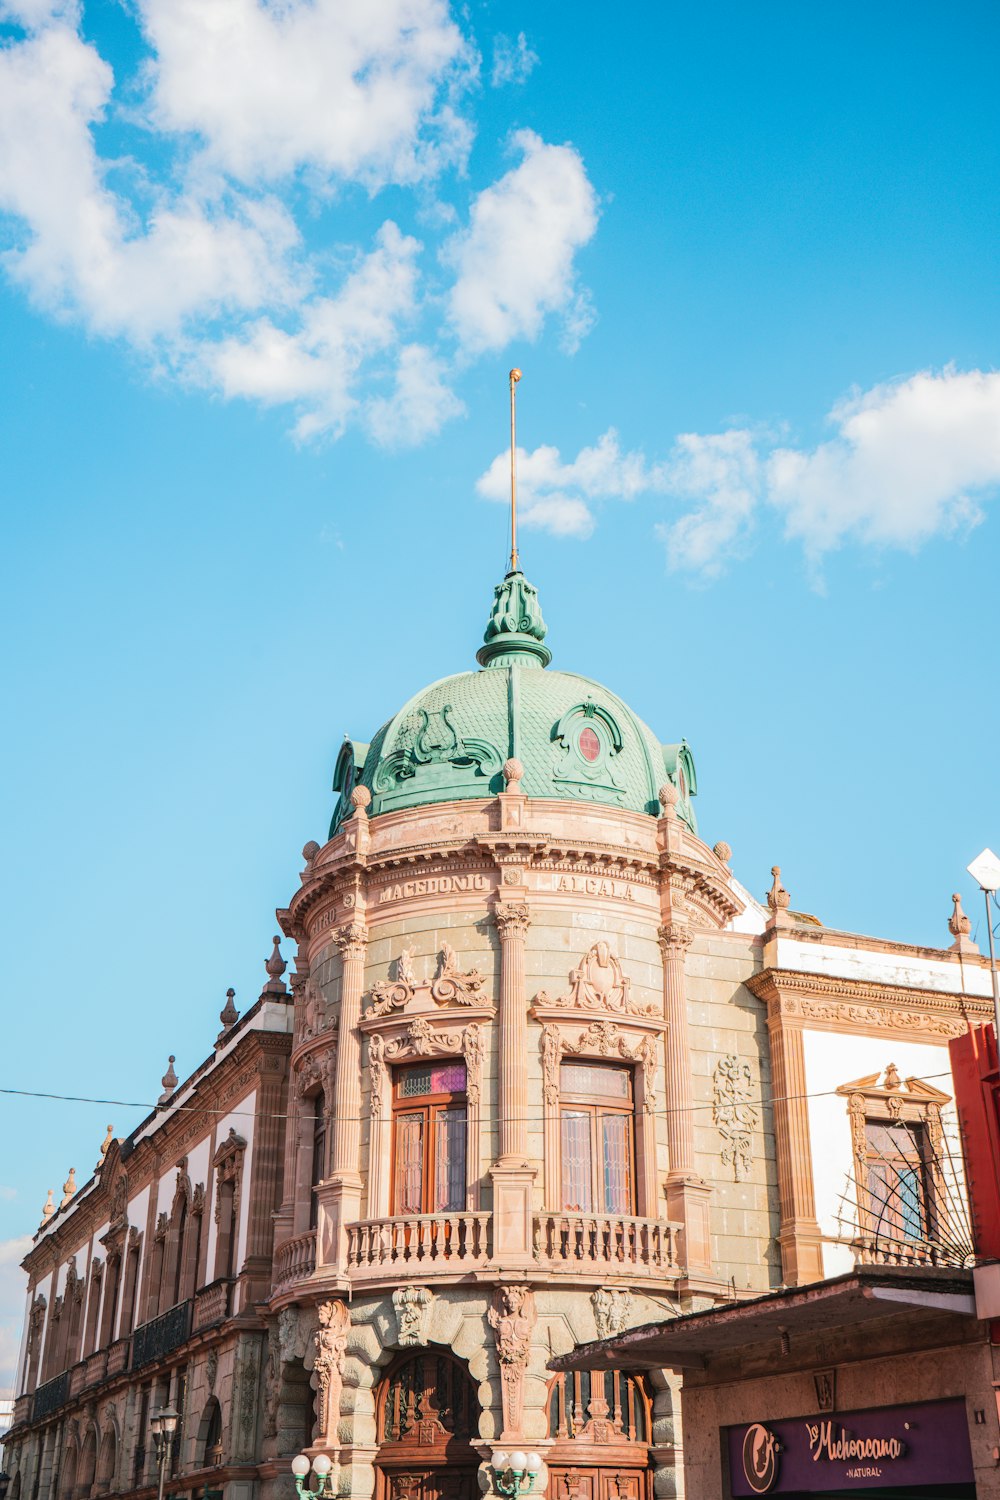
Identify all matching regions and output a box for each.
[5,563,998,1500]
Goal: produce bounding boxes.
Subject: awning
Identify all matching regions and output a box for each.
[548,1265,977,1372]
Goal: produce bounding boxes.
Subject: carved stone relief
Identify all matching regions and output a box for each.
[313,1300,350,1448]
[592,1287,633,1340]
[536,942,655,1017]
[712,1055,760,1182]
[392,1285,434,1347]
[368,945,490,1017]
[488,1283,536,1438]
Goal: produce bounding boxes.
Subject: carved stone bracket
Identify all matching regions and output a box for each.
[712,1055,760,1182]
[313,1299,350,1449]
[535,941,656,1017]
[393,1285,434,1346]
[488,1284,536,1440]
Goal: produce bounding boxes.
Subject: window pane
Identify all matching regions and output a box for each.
[601,1113,632,1214]
[434,1107,467,1211]
[398,1062,467,1097]
[394,1113,425,1213]
[560,1063,632,1101]
[561,1111,593,1212]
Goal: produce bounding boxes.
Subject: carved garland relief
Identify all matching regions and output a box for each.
[711,1055,760,1182]
[368,944,491,1017]
[536,941,656,1018]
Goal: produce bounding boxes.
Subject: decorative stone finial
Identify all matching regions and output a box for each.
[99,1124,113,1162]
[350,784,371,817]
[658,782,679,818]
[219,987,239,1030]
[883,1062,902,1091]
[502,757,524,791]
[713,840,732,865]
[262,935,288,997]
[767,866,791,911]
[476,571,551,669]
[302,840,320,868]
[40,1188,54,1225]
[61,1169,76,1208]
[948,892,978,955]
[159,1055,178,1104]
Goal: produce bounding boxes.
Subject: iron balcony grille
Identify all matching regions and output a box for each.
[131,1299,193,1371]
[32,1370,70,1422]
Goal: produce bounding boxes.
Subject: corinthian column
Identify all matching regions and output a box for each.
[490,901,536,1266]
[658,921,713,1281]
[316,921,367,1278]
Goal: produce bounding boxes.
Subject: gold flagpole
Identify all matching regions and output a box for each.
[509,367,522,573]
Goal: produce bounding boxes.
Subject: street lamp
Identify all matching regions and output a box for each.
[149,1405,179,1500]
[967,848,1000,1044]
[491,1451,543,1499]
[0,1473,11,1500]
[291,1453,335,1499]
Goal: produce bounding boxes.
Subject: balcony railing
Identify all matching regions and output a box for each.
[273,1230,316,1288]
[347,1213,492,1280]
[13,1393,32,1426]
[131,1299,193,1371]
[32,1370,70,1422]
[854,1235,946,1268]
[193,1278,231,1331]
[534,1214,679,1275]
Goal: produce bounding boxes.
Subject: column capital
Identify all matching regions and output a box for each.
[493,901,531,939]
[657,921,692,956]
[333,921,368,959]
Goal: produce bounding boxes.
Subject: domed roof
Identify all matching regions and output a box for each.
[329,570,697,835]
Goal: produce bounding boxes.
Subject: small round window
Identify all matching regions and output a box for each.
[578,727,601,762]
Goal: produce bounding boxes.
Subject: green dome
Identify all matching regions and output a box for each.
[330,571,697,835]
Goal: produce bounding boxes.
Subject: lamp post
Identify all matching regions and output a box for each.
[0,1472,11,1500]
[491,1451,543,1499]
[967,848,1000,1046]
[149,1404,179,1500]
[291,1453,335,1499]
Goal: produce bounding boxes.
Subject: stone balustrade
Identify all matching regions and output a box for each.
[854,1235,943,1268]
[84,1348,108,1387]
[534,1213,679,1276]
[347,1213,492,1281]
[106,1338,130,1377]
[192,1278,232,1331]
[68,1362,86,1398]
[273,1230,317,1287]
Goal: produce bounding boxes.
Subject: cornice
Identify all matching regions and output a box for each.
[748,966,992,1038]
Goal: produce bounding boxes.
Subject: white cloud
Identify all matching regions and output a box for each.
[491,31,538,87]
[0,27,303,340]
[0,5,599,445]
[655,429,760,576]
[137,0,476,188]
[0,1236,30,1395]
[446,129,599,356]
[365,343,464,447]
[477,428,661,539]
[659,367,1000,575]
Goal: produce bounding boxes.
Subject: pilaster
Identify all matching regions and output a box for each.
[318,922,368,1277]
[658,921,713,1279]
[490,899,536,1267]
[766,1014,825,1285]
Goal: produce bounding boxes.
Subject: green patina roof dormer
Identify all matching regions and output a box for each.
[329,570,697,836]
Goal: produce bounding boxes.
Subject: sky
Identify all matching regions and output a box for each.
[1,0,999,1391]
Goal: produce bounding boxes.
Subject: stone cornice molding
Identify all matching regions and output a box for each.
[530,1001,665,1038]
[748,967,992,1039]
[658,848,744,930]
[493,901,531,939]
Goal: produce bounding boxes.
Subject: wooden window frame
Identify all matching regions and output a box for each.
[390,1062,468,1217]
[559,1062,637,1217]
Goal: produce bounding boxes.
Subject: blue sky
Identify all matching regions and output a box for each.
[1,0,999,1387]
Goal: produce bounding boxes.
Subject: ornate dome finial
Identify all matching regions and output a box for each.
[159,1055,178,1103]
[477,571,551,670]
[262,935,288,996]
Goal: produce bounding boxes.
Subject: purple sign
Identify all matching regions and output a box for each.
[727,1397,974,1495]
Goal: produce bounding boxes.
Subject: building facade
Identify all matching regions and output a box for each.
[5,566,997,1500]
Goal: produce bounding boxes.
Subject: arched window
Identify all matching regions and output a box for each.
[375,1353,480,1500]
[77,1427,98,1500]
[96,1427,118,1492]
[59,1441,78,1500]
[545,1369,653,1500]
[199,1398,224,1467]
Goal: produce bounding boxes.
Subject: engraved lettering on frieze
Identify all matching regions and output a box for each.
[592,1287,633,1340]
[536,941,654,1017]
[378,873,488,904]
[554,874,636,902]
[393,1285,433,1347]
[712,1055,759,1182]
